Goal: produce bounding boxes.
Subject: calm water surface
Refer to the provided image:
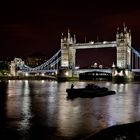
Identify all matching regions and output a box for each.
[0,80,140,140]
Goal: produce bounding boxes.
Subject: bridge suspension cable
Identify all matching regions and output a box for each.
[17,49,61,73]
[130,46,140,69]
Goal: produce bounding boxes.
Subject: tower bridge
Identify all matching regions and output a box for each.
[10,24,140,80]
[60,24,131,78]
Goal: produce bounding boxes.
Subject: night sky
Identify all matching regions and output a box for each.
[0,0,140,66]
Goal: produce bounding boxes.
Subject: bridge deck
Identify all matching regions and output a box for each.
[75,68,112,74]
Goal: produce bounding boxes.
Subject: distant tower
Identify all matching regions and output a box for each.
[10,60,16,76]
[116,24,131,69]
[60,29,75,68]
[10,58,25,76]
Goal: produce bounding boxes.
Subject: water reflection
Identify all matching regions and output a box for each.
[5,81,32,139]
[18,80,32,138]
[1,80,140,139]
[112,83,128,93]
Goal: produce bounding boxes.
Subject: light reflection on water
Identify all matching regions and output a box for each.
[18,80,32,134]
[1,80,140,139]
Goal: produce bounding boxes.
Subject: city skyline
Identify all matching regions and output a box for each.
[0,0,140,61]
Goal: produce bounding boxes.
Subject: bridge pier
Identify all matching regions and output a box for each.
[57,68,79,81]
[112,67,134,82]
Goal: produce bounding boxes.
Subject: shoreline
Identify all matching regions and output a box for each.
[1,76,140,83]
[0,76,56,80]
[84,121,140,140]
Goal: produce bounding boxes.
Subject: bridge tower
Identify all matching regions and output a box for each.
[60,30,76,69]
[116,24,131,69]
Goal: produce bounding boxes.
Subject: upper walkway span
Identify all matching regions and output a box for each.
[71,41,116,49]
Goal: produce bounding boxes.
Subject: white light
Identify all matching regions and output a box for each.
[75,66,79,69]
[103,41,107,44]
[55,71,58,75]
[90,41,94,44]
[119,71,123,76]
[25,80,28,83]
[65,71,69,76]
[25,73,29,76]
[112,62,115,68]
[41,73,45,76]
[125,69,128,76]
[99,65,103,69]
[114,70,118,76]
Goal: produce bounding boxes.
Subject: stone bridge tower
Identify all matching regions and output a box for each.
[116,24,131,70]
[60,30,76,69]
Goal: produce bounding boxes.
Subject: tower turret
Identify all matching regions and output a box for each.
[67,29,71,42]
[74,34,76,44]
[61,33,64,43]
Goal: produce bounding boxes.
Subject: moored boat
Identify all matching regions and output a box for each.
[66,84,116,98]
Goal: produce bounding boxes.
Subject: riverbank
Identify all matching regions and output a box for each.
[85,121,140,140]
[0,76,56,80]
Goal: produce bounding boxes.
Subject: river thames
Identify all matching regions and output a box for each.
[0,80,140,140]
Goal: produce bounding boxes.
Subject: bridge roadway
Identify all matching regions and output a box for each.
[132,69,140,72]
[20,68,140,75]
[76,69,140,74]
[74,68,112,74]
[20,69,112,75]
[75,69,140,75]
